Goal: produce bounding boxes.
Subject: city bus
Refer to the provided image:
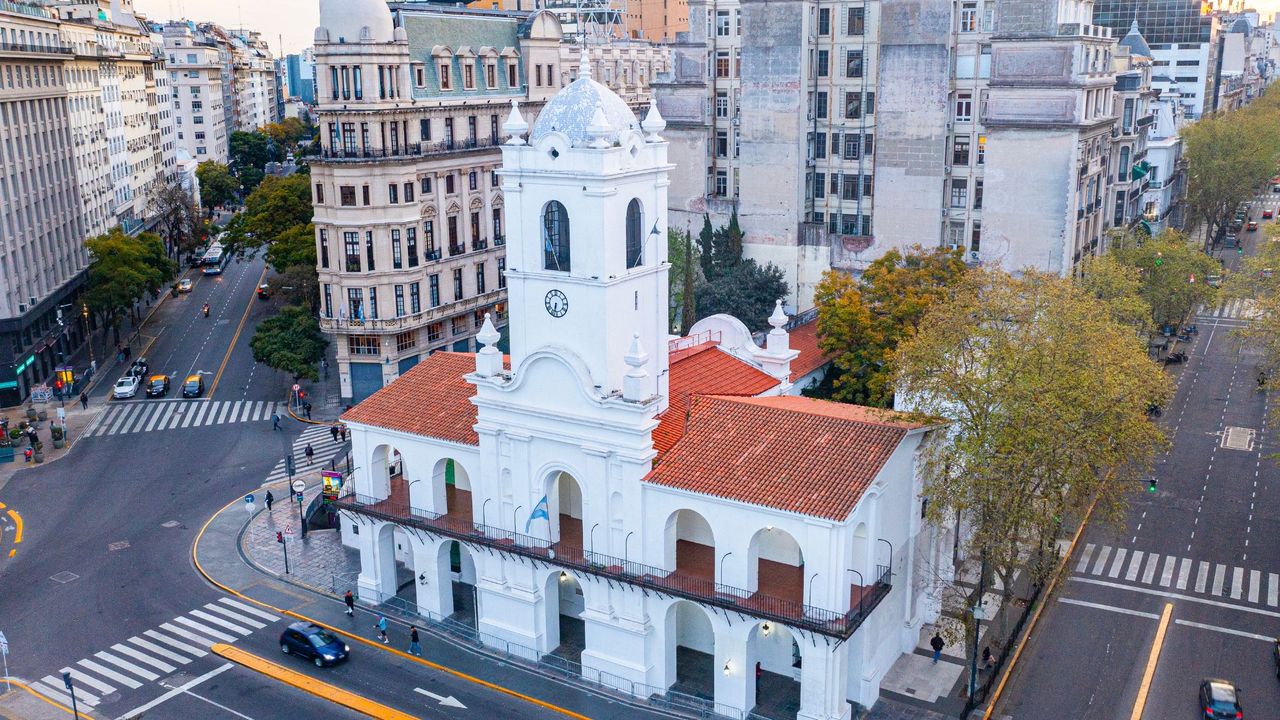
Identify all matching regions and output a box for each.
[201,244,228,275]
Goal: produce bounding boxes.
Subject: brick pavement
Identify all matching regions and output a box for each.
[241,476,358,593]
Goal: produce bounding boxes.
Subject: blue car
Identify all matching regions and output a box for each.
[279,622,349,667]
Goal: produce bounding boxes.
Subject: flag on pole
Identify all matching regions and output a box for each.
[525,495,550,534]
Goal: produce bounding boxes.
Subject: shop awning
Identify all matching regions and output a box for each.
[1131,161,1151,181]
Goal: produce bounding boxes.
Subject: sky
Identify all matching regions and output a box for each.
[132,0,320,55]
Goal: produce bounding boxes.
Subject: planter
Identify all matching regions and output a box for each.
[25,408,36,421]
[52,439,65,450]
[33,451,43,463]
[36,409,47,422]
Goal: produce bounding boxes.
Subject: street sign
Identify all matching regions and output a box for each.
[244,494,255,505]
[245,502,256,515]
[291,479,305,493]
[295,492,304,504]
[0,630,8,654]
[292,384,300,393]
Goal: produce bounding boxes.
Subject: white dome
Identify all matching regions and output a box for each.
[318,0,394,44]
[530,74,639,148]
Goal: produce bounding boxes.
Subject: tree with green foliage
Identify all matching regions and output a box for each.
[230,131,272,172]
[696,258,788,331]
[83,229,176,344]
[697,214,715,276]
[1111,230,1219,329]
[195,161,238,215]
[262,118,309,156]
[250,305,328,381]
[668,227,702,334]
[896,267,1169,656]
[1074,252,1154,337]
[813,245,968,406]
[224,174,314,259]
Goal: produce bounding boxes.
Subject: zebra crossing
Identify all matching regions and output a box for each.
[85,399,283,438]
[1196,298,1261,321]
[27,597,280,710]
[262,423,345,484]
[1074,543,1279,607]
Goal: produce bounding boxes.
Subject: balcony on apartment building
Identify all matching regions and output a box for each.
[318,289,505,334]
[318,137,503,163]
[338,476,894,640]
[0,40,72,56]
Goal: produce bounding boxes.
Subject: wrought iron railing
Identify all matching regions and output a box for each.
[337,492,892,639]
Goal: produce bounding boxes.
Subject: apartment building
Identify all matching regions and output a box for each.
[60,18,112,237]
[162,21,228,162]
[0,0,88,406]
[230,30,278,131]
[1109,23,1157,236]
[624,0,688,41]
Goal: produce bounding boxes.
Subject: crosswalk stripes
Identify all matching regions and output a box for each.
[263,424,345,484]
[26,600,280,710]
[1196,298,1261,321]
[1074,543,1280,608]
[84,400,281,438]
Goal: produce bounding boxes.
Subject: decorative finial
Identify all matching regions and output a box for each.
[768,299,788,331]
[587,103,612,148]
[581,58,593,81]
[622,333,650,401]
[502,99,527,145]
[642,98,666,141]
[475,313,503,377]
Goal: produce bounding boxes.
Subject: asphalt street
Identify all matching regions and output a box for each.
[997,196,1280,719]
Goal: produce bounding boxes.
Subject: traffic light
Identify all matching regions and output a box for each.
[1239,247,1244,256]
[1155,252,1164,267]
[276,531,283,544]
[1148,477,1158,493]
[285,455,295,476]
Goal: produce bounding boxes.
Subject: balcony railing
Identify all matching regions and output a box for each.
[494,234,506,247]
[425,249,442,262]
[337,492,893,639]
[471,239,488,252]
[319,137,503,162]
[0,41,72,55]
[319,289,505,334]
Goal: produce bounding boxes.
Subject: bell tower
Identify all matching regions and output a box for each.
[496,72,673,408]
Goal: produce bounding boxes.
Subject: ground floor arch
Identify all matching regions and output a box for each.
[663,600,716,701]
[746,621,802,719]
[431,539,478,627]
[543,570,586,661]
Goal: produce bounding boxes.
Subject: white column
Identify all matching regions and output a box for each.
[797,640,852,720]
[714,627,751,715]
[412,536,450,618]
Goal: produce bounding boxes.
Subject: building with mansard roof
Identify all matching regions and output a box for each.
[336,57,950,719]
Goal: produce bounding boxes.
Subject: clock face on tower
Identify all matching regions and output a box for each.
[544,289,569,318]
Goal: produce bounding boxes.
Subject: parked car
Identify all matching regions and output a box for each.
[112,376,141,399]
[257,283,271,300]
[1264,209,1274,219]
[177,278,194,293]
[1248,221,1259,231]
[182,374,204,398]
[279,622,349,667]
[1199,678,1243,718]
[145,374,170,398]
[126,358,149,379]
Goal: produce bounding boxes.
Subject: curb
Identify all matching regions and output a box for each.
[191,491,592,720]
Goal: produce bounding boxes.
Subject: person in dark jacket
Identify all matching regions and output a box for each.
[930,633,945,664]
[408,626,421,656]
[344,590,355,616]
[265,490,274,511]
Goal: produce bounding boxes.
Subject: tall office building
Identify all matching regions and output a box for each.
[0,1,89,406]
[162,21,229,162]
[285,48,317,105]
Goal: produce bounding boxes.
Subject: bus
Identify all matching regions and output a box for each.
[201,244,228,275]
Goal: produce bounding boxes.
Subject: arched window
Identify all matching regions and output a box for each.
[543,201,571,271]
[625,198,643,269]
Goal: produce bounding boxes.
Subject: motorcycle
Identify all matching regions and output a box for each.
[202,303,210,318]
[1164,351,1188,365]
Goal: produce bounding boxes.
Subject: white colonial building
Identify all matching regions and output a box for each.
[337,69,949,719]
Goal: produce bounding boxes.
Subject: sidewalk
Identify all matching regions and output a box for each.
[196,484,677,720]
[0,399,106,495]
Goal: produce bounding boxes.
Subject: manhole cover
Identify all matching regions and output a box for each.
[50,571,79,584]
[161,520,181,528]
[1222,426,1256,451]
[108,541,130,551]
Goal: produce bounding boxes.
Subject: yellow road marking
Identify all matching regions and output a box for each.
[208,266,267,399]
[211,643,419,720]
[2,678,77,716]
[7,509,22,544]
[1130,602,1174,720]
[191,494,592,720]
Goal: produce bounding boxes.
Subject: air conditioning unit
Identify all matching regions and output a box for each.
[17,303,26,314]
[29,296,36,307]
[947,243,961,251]
[944,166,952,175]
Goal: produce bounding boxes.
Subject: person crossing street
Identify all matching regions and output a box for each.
[375,615,389,644]
[331,424,340,442]
[265,490,274,512]
[272,412,281,431]
[344,590,355,616]
[304,443,315,465]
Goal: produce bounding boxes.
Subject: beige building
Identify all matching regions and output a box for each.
[0,0,90,406]
[624,0,688,41]
[162,20,228,162]
[230,30,279,131]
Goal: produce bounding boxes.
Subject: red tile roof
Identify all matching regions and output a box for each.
[645,395,929,520]
[341,352,482,446]
[652,345,780,454]
[788,317,829,378]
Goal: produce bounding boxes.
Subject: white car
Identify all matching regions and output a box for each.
[113,375,141,399]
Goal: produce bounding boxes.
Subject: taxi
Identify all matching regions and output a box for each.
[182,374,205,398]
[145,374,171,398]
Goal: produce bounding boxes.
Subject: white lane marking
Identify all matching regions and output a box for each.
[1175,619,1276,642]
[59,667,114,695]
[1141,553,1159,584]
[77,658,142,689]
[1073,577,1280,619]
[1058,598,1161,619]
[1176,558,1191,590]
[188,609,252,636]
[1196,561,1210,593]
[1231,566,1245,600]
[1249,569,1261,604]
[146,629,209,656]
[218,597,280,622]
[1212,564,1227,595]
[127,636,192,665]
[1109,548,1128,578]
[108,643,175,673]
[113,663,234,720]
[1269,573,1279,607]
[230,400,244,423]
[1091,545,1112,575]
[158,622,218,647]
[172,615,236,643]
[202,603,267,629]
[31,680,78,707]
[1160,555,1176,587]
[145,403,173,432]
[1125,550,1144,582]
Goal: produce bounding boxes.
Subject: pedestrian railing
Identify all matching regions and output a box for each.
[337,493,892,639]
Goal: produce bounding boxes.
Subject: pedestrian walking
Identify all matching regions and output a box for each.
[304,443,314,465]
[265,490,274,512]
[408,626,421,656]
[79,391,88,410]
[331,424,340,442]
[930,632,945,664]
[340,425,347,442]
[344,590,355,616]
[981,646,995,670]
[375,615,389,644]
[303,401,312,420]
[272,412,281,431]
